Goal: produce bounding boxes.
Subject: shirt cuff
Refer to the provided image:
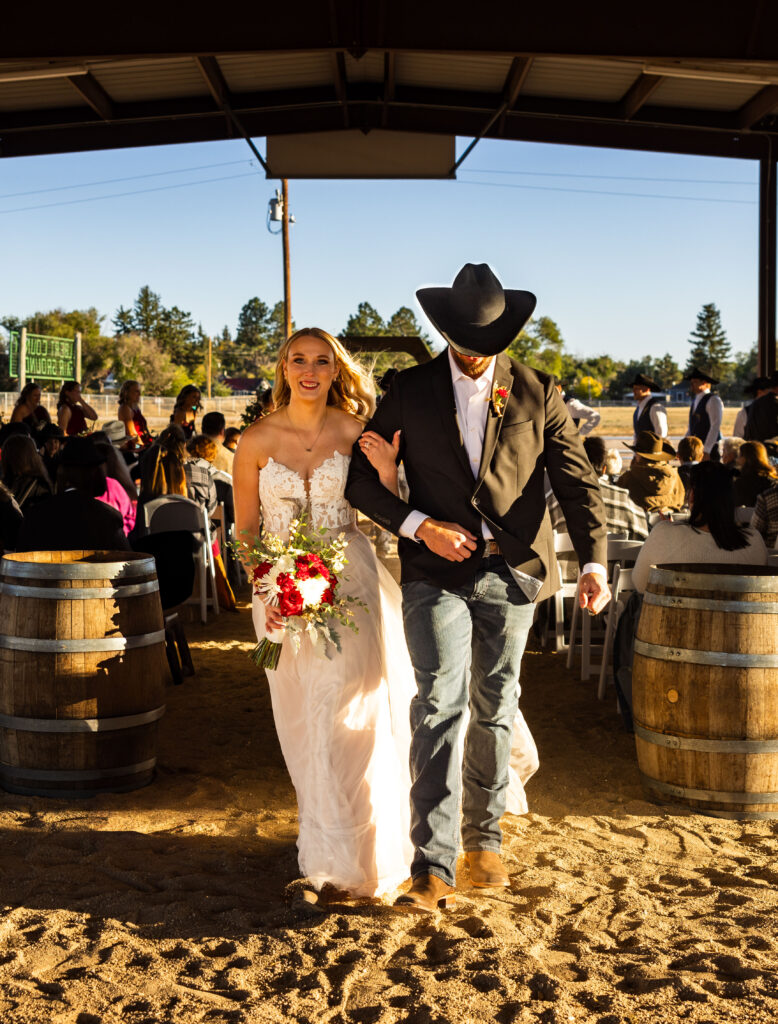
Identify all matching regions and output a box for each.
[399,510,428,541]
[582,562,607,579]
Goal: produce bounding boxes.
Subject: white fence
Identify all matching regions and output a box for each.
[0,393,251,419]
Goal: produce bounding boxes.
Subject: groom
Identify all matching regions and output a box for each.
[345,264,610,912]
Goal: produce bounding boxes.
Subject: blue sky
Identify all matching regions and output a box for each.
[0,135,761,366]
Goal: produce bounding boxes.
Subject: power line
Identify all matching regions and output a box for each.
[0,172,259,215]
[0,159,258,200]
[456,179,756,205]
[461,168,755,186]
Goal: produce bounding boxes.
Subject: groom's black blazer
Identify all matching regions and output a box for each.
[345,351,607,600]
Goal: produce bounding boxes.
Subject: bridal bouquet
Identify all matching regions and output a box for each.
[240,515,364,670]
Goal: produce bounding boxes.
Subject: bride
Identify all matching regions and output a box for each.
[233,327,415,897]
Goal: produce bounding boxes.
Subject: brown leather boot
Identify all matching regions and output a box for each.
[394,874,456,913]
[465,850,510,888]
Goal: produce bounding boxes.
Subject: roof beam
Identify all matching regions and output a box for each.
[67,71,114,121]
[193,55,270,172]
[498,56,532,134]
[737,84,778,129]
[381,50,395,127]
[618,73,665,120]
[332,51,349,127]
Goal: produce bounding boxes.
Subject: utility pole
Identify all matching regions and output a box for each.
[281,178,292,339]
[207,334,212,399]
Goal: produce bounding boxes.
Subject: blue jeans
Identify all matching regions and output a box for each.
[401,558,536,887]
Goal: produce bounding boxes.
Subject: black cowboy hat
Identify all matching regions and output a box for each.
[416,263,536,357]
[625,430,676,461]
[630,373,661,391]
[744,376,772,396]
[38,422,65,442]
[682,367,718,385]
[60,437,107,467]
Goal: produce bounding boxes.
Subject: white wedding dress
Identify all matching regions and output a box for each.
[252,451,415,897]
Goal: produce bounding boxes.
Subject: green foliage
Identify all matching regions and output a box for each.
[112,333,181,396]
[341,302,430,376]
[506,316,567,377]
[686,302,732,382]
[112,286,200,373]
[219,297,292,376]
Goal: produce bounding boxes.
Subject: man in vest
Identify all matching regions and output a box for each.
[683,367,723,461]
[744,370,778,443]
[631,374,667,444]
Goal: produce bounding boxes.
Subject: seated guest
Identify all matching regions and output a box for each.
[57,380,98,436]
[38,422,65,482]
[93,441,136,535]
[753,481,778,548]
[632,462,767,593]
[676,435,704,493]
[546,436,648,541]
[0,482,23,555]
[185,435,218,518]
[1,434,53,511]
[16,437,129,551]
[224,427,241,453]
[11,383,51,435]
[604,448,622,482]
[117,379,152,448]
[170,385,201,438]
[201,412,234,474]
[133,426,188,535]
[92,429,138,502]
[733,440,778,507]
[721,436,745,466]
[617,431,685,515]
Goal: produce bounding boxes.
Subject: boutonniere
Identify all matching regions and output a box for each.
[491,385,509,417]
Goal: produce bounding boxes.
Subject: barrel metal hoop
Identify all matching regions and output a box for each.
[0,630,165,653]
[0,706,166,734]
[0,557,157,581]
[0,758,157,782]
[643,591,778,615]
[648,566,778,593]
[0,581,160,601]
[634,721,778,754]
[640,772,778,805]
[634,638,778,668]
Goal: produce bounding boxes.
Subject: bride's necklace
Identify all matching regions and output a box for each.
[286,407,328,452]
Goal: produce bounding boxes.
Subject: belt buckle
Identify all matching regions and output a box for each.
[485,540,500,557]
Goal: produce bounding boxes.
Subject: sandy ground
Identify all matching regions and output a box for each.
[1,570,778,1024]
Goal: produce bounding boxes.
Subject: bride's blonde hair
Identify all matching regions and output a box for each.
[273,327,376,420]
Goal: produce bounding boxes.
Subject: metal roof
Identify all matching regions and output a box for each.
[2,3,778,163]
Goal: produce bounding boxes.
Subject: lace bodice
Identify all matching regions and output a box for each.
[259,451,357,537]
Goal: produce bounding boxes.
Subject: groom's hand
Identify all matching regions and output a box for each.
[415,519,478,561]
[578,572,611,615]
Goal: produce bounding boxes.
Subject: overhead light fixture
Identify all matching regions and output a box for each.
[0,66,89,84]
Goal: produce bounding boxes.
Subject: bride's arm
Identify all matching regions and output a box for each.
[358,429,401,496]
[232,424,262,560]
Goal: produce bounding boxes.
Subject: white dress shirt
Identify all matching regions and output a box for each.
[399,350,606,581]
[685,389,724,453]
[564,397,601,435]
[632,396,668,443]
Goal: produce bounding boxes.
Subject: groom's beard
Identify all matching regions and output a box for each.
[450,349,493,379]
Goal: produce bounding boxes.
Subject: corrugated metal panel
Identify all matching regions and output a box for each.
[343,51,384,83]
[396,53,512,91]
[523,57,641,101]
[91,59,209,102]
[649,77,759,111]
[217,52,332,92]
[0,77,84,112]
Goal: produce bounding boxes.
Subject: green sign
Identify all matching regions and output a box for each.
[9,332,76,381]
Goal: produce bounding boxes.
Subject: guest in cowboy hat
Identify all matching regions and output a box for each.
[745,369,778,444]
[683,367,723,461]
[16,436,129,551]
[630,373,667,444]
[734,376,771,439]
[617,430,685,514]
[346,262,610,912]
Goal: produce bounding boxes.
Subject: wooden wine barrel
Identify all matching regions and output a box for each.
[633,563,778,819]
[0,550,167,798]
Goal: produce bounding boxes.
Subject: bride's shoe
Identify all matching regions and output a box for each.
[394,874,456,913]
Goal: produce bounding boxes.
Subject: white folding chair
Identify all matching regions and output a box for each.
[144,495,220,623]
[597,564,636,700]
[539,532,579,653]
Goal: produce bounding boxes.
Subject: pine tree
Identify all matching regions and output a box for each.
[686,302,731,381]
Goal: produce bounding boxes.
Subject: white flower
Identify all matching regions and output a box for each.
[296,575,330,609]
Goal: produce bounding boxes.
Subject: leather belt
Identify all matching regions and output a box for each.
[484,540,502,557]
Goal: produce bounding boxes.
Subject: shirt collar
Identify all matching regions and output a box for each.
[447,347,496,390]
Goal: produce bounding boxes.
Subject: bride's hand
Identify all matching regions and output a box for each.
[264,601,285,631]
[359,429,400,475]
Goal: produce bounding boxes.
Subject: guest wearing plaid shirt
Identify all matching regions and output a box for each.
[546,437,648,541]
[753,482,778,548]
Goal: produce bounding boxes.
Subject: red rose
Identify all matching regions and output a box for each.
[278,586,304,616]
[321,588,334,606]
[329,573,338,589]
[496,387,508,399]
[277,572,297,593]
[252,561,272,580]
[294,557,312,580]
